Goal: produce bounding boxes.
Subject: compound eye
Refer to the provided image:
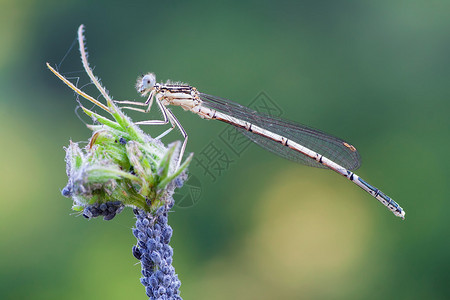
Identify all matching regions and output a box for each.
[142,74,155,88]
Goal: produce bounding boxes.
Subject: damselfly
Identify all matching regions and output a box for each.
[48,25,405,219]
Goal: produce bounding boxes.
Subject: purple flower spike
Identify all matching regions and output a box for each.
[132,208,182,299]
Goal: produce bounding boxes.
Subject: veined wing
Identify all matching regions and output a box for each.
[199,93,361,171]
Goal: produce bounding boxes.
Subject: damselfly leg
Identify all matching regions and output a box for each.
[115,91,189,169]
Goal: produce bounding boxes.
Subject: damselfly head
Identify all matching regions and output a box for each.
[136,73,156,95]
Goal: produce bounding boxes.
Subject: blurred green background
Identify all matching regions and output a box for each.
[1,0,449,299]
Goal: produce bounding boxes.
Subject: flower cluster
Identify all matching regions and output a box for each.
[60,107,191,218]
[57,82,189,297]
[82,201,124,221]
[133,207,182,300]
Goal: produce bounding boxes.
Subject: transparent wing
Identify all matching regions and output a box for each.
[199,93,361,171]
